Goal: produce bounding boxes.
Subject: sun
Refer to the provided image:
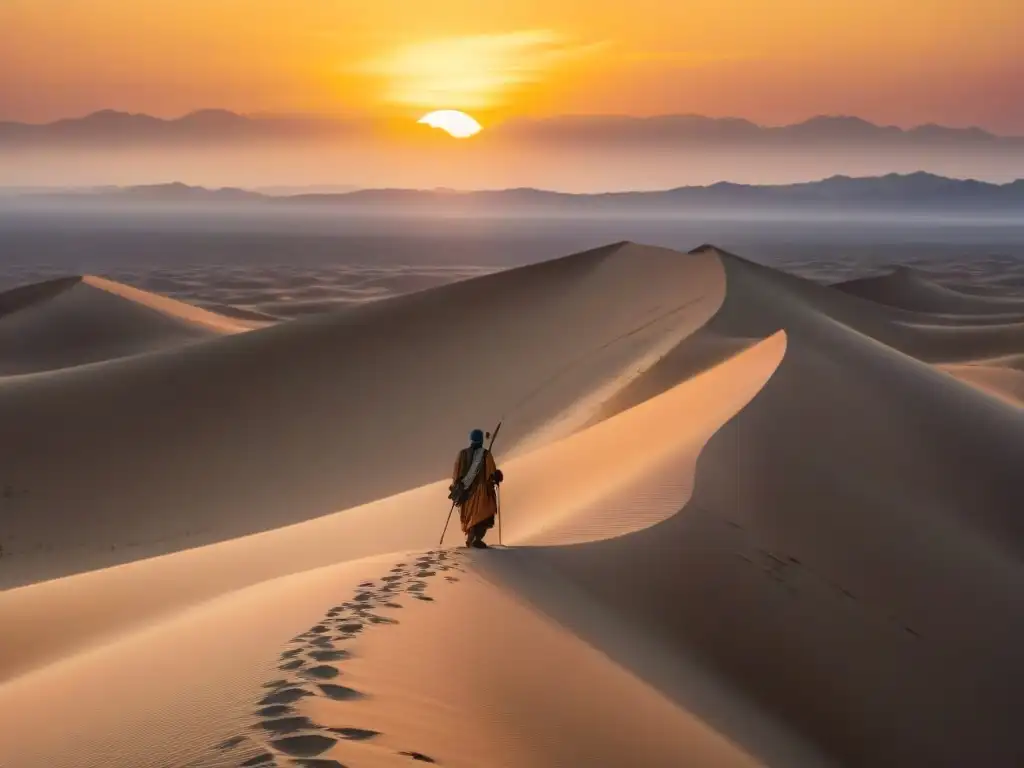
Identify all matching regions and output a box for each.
[417,110,482,138]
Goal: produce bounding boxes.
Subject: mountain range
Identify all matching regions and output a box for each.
[2,110,1022,149]
[12,173,1024,213]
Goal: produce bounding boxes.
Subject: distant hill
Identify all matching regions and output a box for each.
[16,173,1024,213]
[0,110,361,147]
[1,110,1021,150]
[495,114,1016,147]
[96,182,264,202]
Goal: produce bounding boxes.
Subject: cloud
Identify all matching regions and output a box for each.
[356,30,605,111]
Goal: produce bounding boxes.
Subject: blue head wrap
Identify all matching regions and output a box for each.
[469,428,484,446]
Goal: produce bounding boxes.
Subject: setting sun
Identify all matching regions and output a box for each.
[417,110,482,138]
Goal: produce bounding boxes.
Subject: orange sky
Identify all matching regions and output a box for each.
[2,0,1022,131]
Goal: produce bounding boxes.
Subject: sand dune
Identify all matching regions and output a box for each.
[937,361,1024,406]
[1,241,1023,768]
[835,265,1024,315]
[510,247,1024,767]
[0,274,257,374]
[0,242,726,587]
[826,265,1024,403]
[116,263,502,319]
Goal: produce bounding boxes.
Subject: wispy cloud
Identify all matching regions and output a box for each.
[356,30,606,111]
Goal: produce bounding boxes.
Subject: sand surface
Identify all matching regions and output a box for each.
[0,275,257,374]
[1,241,1023,767]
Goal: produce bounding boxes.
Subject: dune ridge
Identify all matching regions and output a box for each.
[1,241,1023,767]
[835,265,1024,315]
[0,242,727,588]
[0,274,258,374]
[507,246,1024,767]
[828,267,1024,405]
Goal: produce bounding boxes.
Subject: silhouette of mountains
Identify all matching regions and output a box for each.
[1,110,1020,149]
[18,173,1024,212]
[497,114,1017,147]
[0,110,361,147]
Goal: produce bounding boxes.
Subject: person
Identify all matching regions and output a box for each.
[449,428,504,548]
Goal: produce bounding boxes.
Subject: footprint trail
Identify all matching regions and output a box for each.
[210,549,466,767]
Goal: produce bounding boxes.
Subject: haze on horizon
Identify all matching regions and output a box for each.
[2,0,1022,190]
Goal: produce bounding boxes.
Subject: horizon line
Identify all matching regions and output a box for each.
[1,109,1015,138]
[6,170,1023,198]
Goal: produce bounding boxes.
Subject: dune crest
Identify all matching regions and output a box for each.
[0,274,257,374]
[0,242,727,588]
[509,246,1024,767]
[79,274,262,333]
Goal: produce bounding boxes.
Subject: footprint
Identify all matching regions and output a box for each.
[399,751,437,763]
[309,649,351,662]
[328,727,379,741]
[270,734,336,758]
[260,687,313,706]
[218,735,246,750]
[241,753,276,766]
[232,554,455,768]
[256,716,316,735]
[301,665,340,680]
[317,684,365,701]
[257,705,294,718]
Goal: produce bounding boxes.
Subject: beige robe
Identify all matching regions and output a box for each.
[452,447,498,533]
